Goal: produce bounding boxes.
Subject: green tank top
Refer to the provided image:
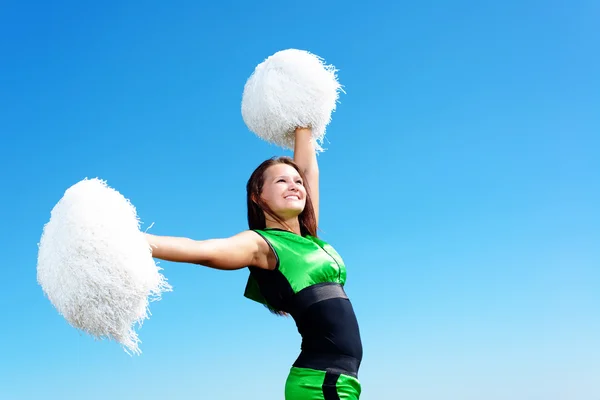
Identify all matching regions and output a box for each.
[244,228,347,308]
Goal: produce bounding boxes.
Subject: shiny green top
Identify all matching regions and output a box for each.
[244,228,347,307]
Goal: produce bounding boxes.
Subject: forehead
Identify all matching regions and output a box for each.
[264,163,300,178]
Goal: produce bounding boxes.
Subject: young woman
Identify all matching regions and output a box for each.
[146,127,363,399]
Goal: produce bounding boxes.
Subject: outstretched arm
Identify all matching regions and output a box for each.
[145,231,271,270]
[293,127,319,226]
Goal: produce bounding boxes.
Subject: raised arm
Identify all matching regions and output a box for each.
[293,127,319,226]
[145,230,273,271]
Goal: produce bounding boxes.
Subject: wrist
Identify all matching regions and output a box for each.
[295,126,312,134]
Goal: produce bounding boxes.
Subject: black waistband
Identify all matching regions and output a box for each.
[293,352,360,378]
[291,282,348,316]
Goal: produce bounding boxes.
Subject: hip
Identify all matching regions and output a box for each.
[285,366,361,400]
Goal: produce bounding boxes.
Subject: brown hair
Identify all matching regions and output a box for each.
[246,156,317,237]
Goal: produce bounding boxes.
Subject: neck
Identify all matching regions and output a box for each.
[265,216,302,235]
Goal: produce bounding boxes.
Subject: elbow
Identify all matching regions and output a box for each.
[302,164,319,175]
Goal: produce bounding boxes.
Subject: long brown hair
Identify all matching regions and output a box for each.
[247,156,318,237]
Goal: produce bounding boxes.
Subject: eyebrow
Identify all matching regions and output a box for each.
[274,175,302,180]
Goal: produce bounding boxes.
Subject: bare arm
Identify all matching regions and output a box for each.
[145,230,272,270]
[293,127,319,226]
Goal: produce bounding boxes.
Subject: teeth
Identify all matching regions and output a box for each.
[286,196,299,200]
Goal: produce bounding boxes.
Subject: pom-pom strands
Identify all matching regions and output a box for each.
[37,178,171,355]
[241,49,343,151]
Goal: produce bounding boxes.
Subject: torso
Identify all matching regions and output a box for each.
[244,228,363,377]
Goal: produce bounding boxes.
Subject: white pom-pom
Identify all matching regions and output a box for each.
[241,48,343,151]
[37,178,171,355]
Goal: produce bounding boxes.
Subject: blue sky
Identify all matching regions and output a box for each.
[1,0,599,399]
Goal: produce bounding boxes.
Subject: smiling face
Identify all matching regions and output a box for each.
[259,163,307,220]
[246,156,317,237]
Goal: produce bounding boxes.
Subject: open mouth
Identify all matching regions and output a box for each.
[285,195,300,200]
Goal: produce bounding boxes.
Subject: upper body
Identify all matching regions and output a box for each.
[146,127,362,367]
[244,227,363,363]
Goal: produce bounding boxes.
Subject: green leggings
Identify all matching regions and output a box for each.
[285,367,361,400]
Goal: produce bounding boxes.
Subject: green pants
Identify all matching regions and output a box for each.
[285,367,361,400]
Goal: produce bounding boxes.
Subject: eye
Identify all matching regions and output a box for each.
[277,179,286,183]
[296,180,303,185]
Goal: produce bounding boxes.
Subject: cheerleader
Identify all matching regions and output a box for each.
[147,126,363,399]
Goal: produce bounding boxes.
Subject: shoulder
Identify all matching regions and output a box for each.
[237,229,276,271]
[232,230,269,251]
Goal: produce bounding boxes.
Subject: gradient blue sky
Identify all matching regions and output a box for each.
[1,1,599,399]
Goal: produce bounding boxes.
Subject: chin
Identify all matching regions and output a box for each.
[275,206,304,219]
[290,204,306,214]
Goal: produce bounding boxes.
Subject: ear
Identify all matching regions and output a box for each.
[251,193,259,204]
